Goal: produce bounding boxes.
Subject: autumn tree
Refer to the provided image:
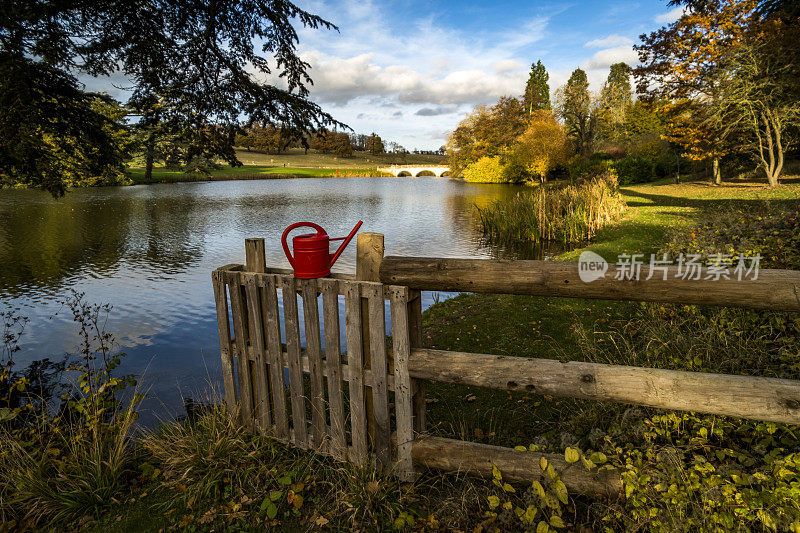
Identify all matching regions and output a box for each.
[555,69,597,158]
[445,96,526,177]
[706,13,800,186]
[506,110,569,183]
[635,0,760,185]
[523,60,551,114]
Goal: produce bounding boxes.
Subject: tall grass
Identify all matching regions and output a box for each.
[476,171,626,248]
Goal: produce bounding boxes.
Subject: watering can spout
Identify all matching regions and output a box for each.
[329,220,363,267]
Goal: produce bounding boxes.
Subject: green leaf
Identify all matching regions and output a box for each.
[502,482,515,493]
[565,447,580,463]
[550,515,565,528]
[537,520,550,533]
[277,476,292,485]
[266,502,278,520]
[515,445,528,452]
[492,464,502,481]
[269,490,283,501]
[487,495,500,509]
[553,479,568,504]
[539,457,548,471]
[532,480,546,500]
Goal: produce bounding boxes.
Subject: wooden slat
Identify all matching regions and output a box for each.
[227,272,254,428]
[300,278,327,450]
[229,342,396,390]
[412,436,621,498]
[211,270,237,412]
[280,276,308,448]
[261,275,289,439]
[380,256,800,312]
[389,285,415,481]
[319,278,347,460]
[409,348,800,425]
[344,281,367,465]
[243,274,272,432]
[408,290,426,434]
[365,283,391,468]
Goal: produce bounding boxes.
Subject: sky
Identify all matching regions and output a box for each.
[81,0,686,151]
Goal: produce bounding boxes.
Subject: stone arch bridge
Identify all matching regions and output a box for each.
[377,165,451,177]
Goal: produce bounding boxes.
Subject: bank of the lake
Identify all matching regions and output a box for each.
[126,165,393,184]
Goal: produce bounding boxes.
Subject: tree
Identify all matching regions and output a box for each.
[707,15,800,186]
[634,0,756,185]
[0,56,129,195]
[446,97,526,177]
[598,63,633,142]
[1,0,341,195]
[366,133,384,155]
[555,69,596,158]
[507,110,569,183]
[523,60,551,114]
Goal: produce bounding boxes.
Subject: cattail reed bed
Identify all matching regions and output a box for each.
[476,171,626,248]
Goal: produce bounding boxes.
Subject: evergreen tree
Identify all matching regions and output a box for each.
[556,68,595,157]
[599,62,633,141]
[523,60,551,114]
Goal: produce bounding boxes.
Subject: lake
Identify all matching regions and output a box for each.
[0,177,524,425]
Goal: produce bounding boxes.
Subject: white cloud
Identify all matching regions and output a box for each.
[584,34,633,48]
[582,45,639,70]
[654,6,686,24]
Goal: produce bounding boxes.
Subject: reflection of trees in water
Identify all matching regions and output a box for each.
[124,193,206,272]
[0,189,207,295]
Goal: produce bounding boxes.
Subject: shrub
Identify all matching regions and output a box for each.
[613,155,655,185]
[463,156,507,183]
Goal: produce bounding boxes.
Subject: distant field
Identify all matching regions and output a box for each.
[126,165,388,184]
[126,148,447,184]
[233,148,445,168]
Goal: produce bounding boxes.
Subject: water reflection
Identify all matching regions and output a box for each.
[0,177,523,424]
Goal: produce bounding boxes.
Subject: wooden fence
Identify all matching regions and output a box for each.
[212,236,800,497]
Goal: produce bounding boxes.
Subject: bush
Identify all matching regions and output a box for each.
[614,155,655,185]
[463,156,507,183]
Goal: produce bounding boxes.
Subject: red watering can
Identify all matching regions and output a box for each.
[281,221,363,279]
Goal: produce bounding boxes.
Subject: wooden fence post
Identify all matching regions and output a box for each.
[243,238,267,432]
[356,232,384,442]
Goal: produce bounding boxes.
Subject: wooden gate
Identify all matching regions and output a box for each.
[212,263,419,479]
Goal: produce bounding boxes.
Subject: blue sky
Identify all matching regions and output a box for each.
[82,0,686,151]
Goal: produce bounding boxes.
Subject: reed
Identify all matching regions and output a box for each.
[476,171,626,248]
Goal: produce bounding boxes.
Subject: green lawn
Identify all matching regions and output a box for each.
[126,164,385,184]
[422,177,800,448]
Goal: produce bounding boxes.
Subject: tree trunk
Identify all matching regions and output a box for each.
[712,157,722,185]
[144,133,155,182]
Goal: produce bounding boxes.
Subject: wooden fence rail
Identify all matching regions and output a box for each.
[380,256,800,312]
[213,237,800,498]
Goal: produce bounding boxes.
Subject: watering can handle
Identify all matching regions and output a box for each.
[281,222,326,268]
[329,220,363,267]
